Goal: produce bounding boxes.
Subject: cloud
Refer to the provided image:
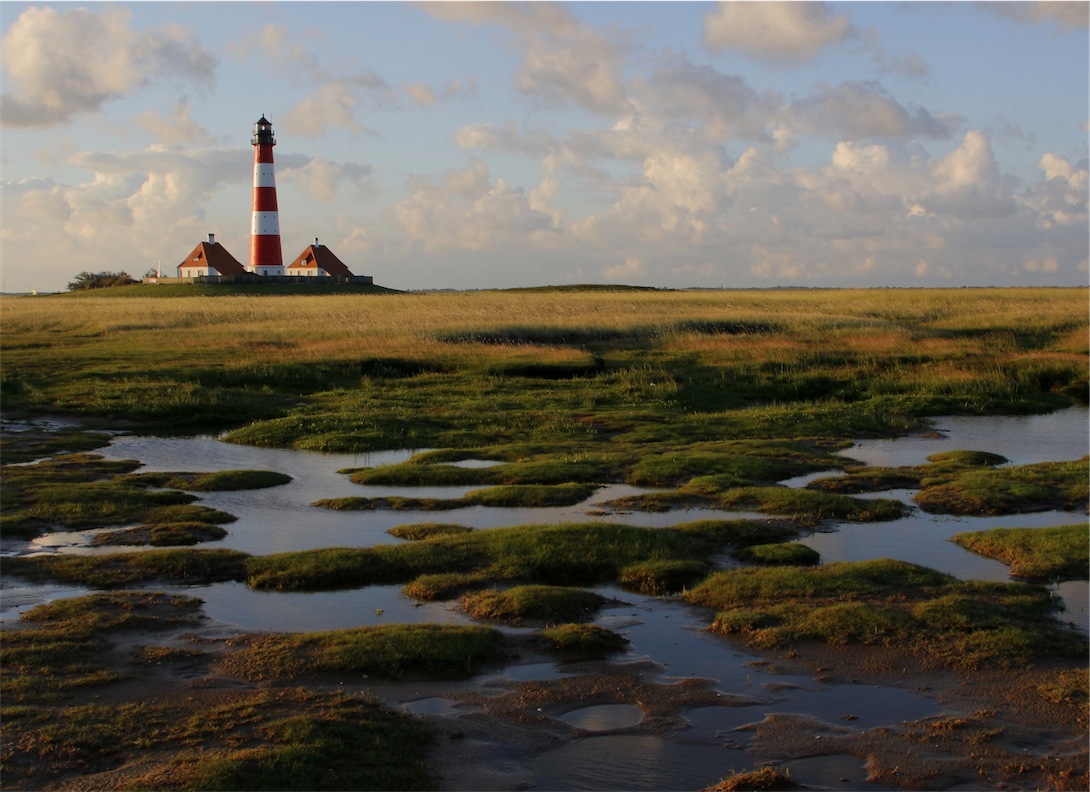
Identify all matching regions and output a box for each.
[1023,152,1089,229]
[788,82,955,140]
[403,77,477,107]
[1,144,252,289]
[981,2,1089,31]
[703,1,852,65]
[1,6,215,128]
[281,158,373,203]
[423,0,629,115]
[635,59,780,143]
[604,256,645,280]
[134,99,213,146]
[390,158,557,253]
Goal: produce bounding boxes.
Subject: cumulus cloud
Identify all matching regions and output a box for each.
[1,6,215,128]
[703,2,852,65]
[423,0,629,115]
[281,158,373,202]
[391,158,557,253]
[604,256,645,280]
[1,144,253,288]
[134,99,213,146]
[788,82,954,140]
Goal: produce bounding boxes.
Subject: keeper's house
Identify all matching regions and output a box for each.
[177,234,246,278]
[286,239,354,278]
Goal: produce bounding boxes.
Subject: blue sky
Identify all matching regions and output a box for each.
[1,1,1087,293]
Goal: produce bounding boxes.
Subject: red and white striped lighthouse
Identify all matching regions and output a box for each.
[249,116,284,275]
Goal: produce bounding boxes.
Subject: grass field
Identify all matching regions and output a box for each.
[2,287,1085,444]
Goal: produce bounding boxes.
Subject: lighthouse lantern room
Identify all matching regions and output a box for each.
[249,116,284,275]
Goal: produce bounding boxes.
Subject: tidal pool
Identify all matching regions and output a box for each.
[1,408,1086,791]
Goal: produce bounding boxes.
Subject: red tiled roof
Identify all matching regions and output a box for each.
[177,240,246,276]
[286,244,354,276]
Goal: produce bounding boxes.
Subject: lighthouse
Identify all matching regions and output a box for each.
[249,116,284,275]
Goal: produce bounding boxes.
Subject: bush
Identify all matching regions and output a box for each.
[66,271,137,291]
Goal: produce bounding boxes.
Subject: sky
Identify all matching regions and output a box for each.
[1,1,1087,293]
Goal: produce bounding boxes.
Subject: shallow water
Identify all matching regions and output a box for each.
[2,408,1087,790]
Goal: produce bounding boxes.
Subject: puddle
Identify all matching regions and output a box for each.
[556,703,643,731]
[684,682,939,736]
[400,697,468,716]
[530,734,749,791]
[776,754,887,790]
[163,581,473,633]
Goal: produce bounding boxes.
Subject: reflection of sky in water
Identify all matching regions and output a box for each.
[844,408,1089,468]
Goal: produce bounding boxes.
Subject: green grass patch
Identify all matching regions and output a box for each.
[387,523,474,540]
[951,524,1089,580]
[186,692,436,791]
[915,458,1089,515]
[461,585,609,625]
[685,559,1086,668]
[220,624,505,681]
[348,456,618,487]
[315,482,599,511]
[618,559,709,594]
[2,591,204,703]
[402,571,489,601]
[535,623,629,658]
[4,520,803,594]
[90,521,229,546]
[4,548,250,589]
[735,543,821,566]
[0,452,238,539]
[126,469,292,491]
[602,484,904,522]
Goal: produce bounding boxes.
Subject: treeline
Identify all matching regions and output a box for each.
[67,271,136,291]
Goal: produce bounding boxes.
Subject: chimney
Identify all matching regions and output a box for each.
[208,233,216,245]
[315,237,320,247]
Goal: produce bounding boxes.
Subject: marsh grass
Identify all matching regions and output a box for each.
[219,624,506,681]
[4,548,250,588]
[186,691,437,791]
[2,289,1083,443]
[708,766,801,791]
[618,559,710,594]
[126,469,292,491]
[387,523,474,540]
[915,458,1089,515]
[536,623,629,658]
[685,559,1086,668]
[5,519,796,594]
[91,521,229,546]
[1,452,238,539]
[808,451,1089,517]
[951,524,1089,580]
[314,482,599,511]
[460,585,609,625]
[4,685,437,792]
[601,484,905,522]
[735,543,821,566]
[2,592,204,703]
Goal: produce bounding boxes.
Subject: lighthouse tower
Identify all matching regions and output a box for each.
[249,116,284,275]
